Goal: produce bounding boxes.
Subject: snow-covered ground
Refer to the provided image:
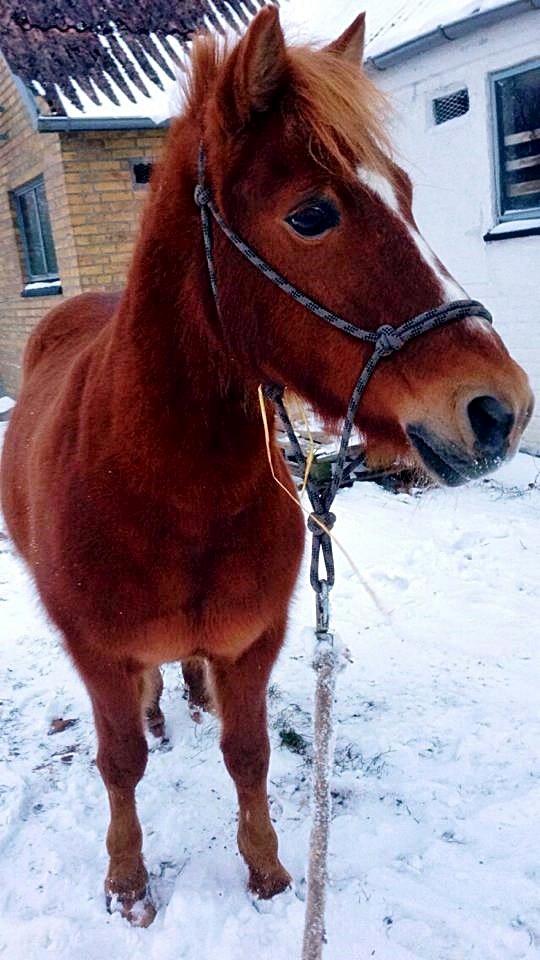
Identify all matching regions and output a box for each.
[1,416,539,959]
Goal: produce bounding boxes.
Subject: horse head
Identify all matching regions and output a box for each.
[178,7,534,484]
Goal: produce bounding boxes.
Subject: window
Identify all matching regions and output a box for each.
[433,88,469,125]
[492,61,540,221]
[13,176,60,290]
[130,159,153,188]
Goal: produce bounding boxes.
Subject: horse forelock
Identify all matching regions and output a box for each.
[286,47,392,180]
[182,29,392,183]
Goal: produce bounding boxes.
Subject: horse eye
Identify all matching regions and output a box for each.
[286,200,340,238]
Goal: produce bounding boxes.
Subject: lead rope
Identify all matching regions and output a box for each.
[302,584,339,960]
[265,384,361,960]
[193,145,493,960]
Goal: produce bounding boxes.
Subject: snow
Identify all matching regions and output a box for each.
[1,413,540,958]
[487,218,540,237]
[366,0,517,57]
[23,280,62,292]
[45,0,518,123]
[32,79,46,97]
[0,396,15,415]
[280,0,516,55]
[55,21,189,124]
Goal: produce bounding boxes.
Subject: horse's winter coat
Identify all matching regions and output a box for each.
[1,8,533,926]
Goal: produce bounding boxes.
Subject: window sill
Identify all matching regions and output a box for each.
[21,280,63,298]
[484,219,540,242]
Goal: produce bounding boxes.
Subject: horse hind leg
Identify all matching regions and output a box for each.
[144,666,166,739]
[181,656,212,722]
[74,650,156,926]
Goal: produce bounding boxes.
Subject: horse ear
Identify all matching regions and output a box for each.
[220,5,288,131]
[324,13,366,64]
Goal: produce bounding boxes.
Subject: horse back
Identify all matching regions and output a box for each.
[22,291,120,382]
[1,292,120,560]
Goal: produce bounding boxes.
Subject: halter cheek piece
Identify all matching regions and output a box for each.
[194,145,493,632]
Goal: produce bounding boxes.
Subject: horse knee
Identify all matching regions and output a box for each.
[97,733,148,790]
[221,734,269,791]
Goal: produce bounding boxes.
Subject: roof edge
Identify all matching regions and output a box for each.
[37,115,170,132]
[11,72,39,130]
[366,0,540,71]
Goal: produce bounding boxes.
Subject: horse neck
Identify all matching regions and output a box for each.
[100,133,271,503]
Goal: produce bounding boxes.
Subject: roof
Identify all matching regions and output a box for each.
[364,0,540,69]
[0,0,537,128]
[280,0,538,65]
[0,1,266,122]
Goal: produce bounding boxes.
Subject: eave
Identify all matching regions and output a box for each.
[366,0,540,71]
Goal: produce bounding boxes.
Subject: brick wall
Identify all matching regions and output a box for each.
[59,128,164,293]
[0,53,165,395]
[0,53,80,394]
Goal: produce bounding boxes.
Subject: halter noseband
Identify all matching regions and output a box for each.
[194,145,493,626]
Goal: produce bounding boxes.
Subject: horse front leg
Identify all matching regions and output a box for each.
[75,652,155,926]
[210,624,291,899]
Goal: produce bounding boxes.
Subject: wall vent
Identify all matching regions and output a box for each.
[433,89,470,125]
[130,160,153,187]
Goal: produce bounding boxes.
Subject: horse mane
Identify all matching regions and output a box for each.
[183,29,392,180]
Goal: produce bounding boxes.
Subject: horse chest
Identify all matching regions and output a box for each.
[76,491,305,665]
[146,509,304,661]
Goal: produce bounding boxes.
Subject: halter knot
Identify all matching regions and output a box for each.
[308,512,336,537]
[375,324,405,357]
[194,184,211,208]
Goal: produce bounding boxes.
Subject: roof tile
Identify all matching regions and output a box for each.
[0,0,265,115]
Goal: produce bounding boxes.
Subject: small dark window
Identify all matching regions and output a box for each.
[130,160,153,188]
[13,176,59,283]
[433,88,470,125]
[492,61,540,220]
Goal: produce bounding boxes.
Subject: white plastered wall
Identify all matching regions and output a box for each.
[371,12,540,453]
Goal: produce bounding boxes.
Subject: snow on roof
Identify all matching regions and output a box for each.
[55,24,192,123]
[279,0,520,59]
[365,0,524,59]
[0,0,523,125]
[0,1,266,121]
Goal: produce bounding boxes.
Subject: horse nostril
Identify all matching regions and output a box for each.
[467,395,514,455]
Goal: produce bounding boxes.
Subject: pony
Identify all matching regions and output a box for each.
[1,7,533,927]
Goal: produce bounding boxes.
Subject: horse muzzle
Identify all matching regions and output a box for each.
[407,391,534,487]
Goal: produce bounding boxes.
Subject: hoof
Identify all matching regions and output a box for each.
[184,688,212,721]
[248,864,292,900]
[187,701,206,724]
[106,887,156,927]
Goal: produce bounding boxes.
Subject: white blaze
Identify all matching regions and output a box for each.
[357,166,466,303]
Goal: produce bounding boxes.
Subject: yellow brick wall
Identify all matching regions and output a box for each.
[0,53,165,395]
[59,129,164,292]
[0,53,81,394]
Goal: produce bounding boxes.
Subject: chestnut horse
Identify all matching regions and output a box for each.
[1,7,533,927]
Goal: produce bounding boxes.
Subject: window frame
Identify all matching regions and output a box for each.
[490,58,540,224]
[12,175,60,283]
